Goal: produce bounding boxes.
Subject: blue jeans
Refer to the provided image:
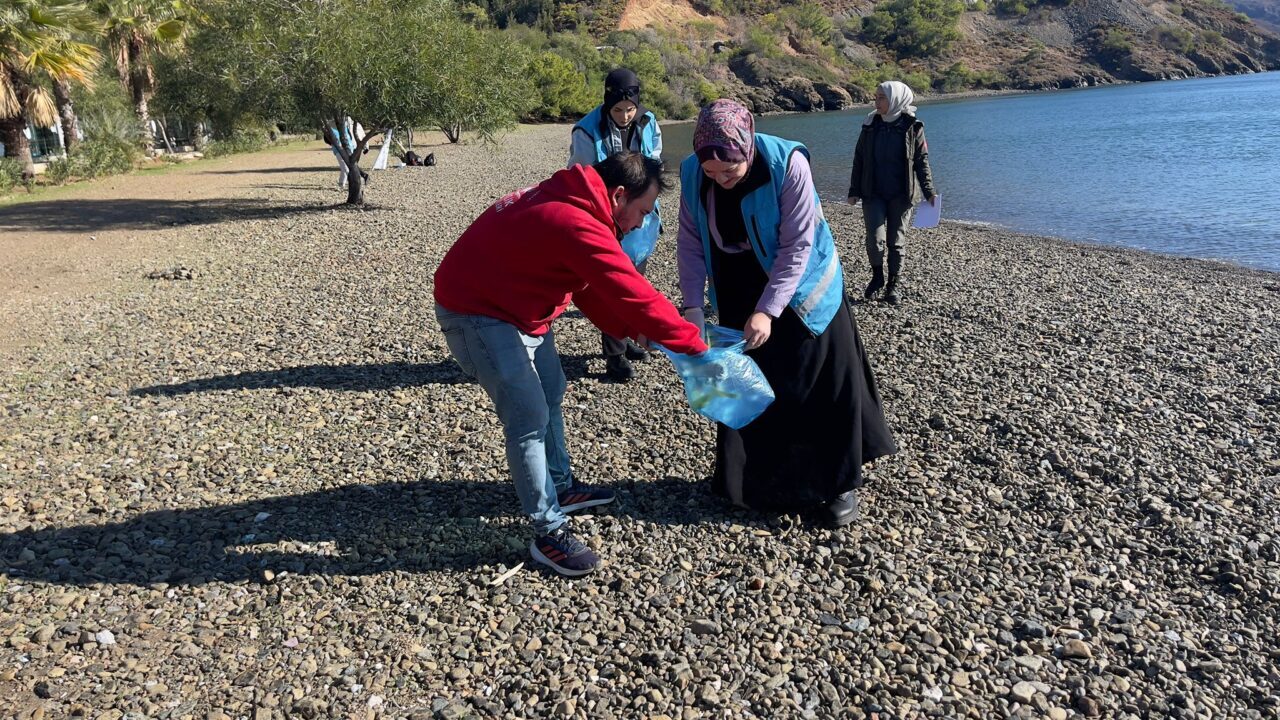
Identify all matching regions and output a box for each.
[435,305,572,534]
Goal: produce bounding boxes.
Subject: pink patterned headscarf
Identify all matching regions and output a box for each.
[693,99,755,166]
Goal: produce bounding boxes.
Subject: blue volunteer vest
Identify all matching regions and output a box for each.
[679,133,844,336]
[574,106,663,265]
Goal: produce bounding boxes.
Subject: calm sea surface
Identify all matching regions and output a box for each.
[663,72,1280,272]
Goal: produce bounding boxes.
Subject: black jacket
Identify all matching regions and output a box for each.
[849,115,936,203]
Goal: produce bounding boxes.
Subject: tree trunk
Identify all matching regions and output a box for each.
[0,115,35,186]
[52,77,81,156]
[331,112,369,205]
[157,116,176,154]
[345,154,364,204]
[1,65,37,182]
[129,38,153,150]
[442,124,462,143]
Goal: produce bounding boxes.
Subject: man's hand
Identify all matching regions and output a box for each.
[634,334,653,350]
[743,312,772,351]
[847,195,859,206]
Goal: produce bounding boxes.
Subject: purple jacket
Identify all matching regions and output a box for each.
[677,153,818,319]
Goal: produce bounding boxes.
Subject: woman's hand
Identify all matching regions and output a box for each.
[682,307,705,338]
[743,312,772,351]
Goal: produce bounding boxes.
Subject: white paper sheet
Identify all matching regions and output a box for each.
[372,129,393,170]
[912,194,941,229]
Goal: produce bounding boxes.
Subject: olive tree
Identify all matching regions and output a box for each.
[156,0,534,204]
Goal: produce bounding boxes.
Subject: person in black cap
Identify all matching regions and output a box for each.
[568,69,665,382]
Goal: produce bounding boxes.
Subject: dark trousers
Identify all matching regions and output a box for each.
[601,259,647,357]
[862,195,913,276]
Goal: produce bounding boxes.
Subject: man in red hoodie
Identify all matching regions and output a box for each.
[434,152,707,577]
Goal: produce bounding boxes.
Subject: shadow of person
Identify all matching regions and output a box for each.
[130,356,601,397]
[0,477,730,587]
[1,480,516,585]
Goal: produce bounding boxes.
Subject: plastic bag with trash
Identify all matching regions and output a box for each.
[619,202,660,265]
[656,324,775,429]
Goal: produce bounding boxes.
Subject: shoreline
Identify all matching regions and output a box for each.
[908,217,1280,278]
[659,71,1280,126]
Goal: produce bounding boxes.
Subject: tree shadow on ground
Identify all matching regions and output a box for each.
[204,166,339,175]
[130,356,601,396]
[0,477,733,585]
[0,198,332,234]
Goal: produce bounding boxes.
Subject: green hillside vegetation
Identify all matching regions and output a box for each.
[483,0,1278,121]
[5,0,1279,199]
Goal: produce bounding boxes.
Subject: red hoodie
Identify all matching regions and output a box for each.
[433,165,707,355]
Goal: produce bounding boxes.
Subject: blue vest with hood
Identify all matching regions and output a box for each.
[573,105,662,265]
[679,133,844,336]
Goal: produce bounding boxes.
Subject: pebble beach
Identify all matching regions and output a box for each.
[1,124,1278,719]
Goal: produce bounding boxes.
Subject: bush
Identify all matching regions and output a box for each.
[743,25,783,58]
[852,62,933,96]
[1153,25,1196,53]
[526,51,595,119]
[862,0,965,58]
[1091,26,1133,58]
[0,158,23,193]
[936,62,972,91]
[993,0,1029,15]
[44,136,140,184]
[204,130,270,158]
[779,2,835,51]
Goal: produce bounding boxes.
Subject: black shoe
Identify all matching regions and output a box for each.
[556,482,617,513]
[824,492,860,527]
[863,268,885,299]
[624,341,649,362]
[883,274,901,305]
[530,527,600,577]
[604,354,634,382]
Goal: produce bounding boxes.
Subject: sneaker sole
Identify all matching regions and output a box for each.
[829,510,860,527]
[529,542,597,577]
[560,495,616,513]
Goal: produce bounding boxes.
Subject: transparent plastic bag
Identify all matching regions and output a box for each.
[657,324,775,429]
[620,207,660,266]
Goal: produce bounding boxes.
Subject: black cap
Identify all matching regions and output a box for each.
[604,68,641,113]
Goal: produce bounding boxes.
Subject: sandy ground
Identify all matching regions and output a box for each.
[0,140,400,353]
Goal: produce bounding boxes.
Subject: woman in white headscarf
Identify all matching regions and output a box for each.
[847,81,938,305]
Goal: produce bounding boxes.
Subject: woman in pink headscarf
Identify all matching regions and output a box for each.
[675,99,896,525]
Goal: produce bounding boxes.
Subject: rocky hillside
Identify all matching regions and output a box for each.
[1224,0,1280,30]
[595,0,1280,113]
[946,0,1280,87]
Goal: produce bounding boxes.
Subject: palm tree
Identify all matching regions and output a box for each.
[94,0,190,148]
[46,34,102,155]
[1,0,100,180]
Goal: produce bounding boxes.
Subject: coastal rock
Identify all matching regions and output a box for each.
[775,77,824,112]
[813,82,854,111]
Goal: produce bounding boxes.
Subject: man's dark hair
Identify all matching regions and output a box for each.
[593,152,669,197]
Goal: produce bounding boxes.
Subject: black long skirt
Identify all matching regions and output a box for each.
[710,243,897,511]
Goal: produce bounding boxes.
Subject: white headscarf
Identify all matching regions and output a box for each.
[864,80,918,125]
